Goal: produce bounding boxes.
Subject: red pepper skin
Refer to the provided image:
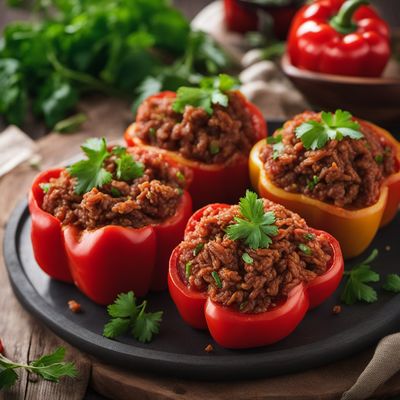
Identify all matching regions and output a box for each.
[168,204,344,349]
[288,0,390,77]
[29,168,193,305]
[125,91,267,209]
[29,169,73,283]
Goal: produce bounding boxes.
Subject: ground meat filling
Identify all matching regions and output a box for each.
[134,91,256,164]
[261,111,397,209]
[178,200,332,314]
[42,147,186,230]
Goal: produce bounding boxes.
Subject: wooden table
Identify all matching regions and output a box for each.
[1,4,400,400]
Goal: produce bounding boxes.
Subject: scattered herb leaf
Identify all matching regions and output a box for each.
[304,233,315,241]
[307,175,319,191]
[382,274,400,293]
[176,171,185,182]
[341,249,380,305]
[185,262,192,279]
[267,134,284,159]
[39,182,51,194]
[209,142,220,155]
[103,291,162,343]
[0,347,77,390]
[374,154,383,164]
[298,243,312,255]
[116,153,144,181]
[193,243,204,256]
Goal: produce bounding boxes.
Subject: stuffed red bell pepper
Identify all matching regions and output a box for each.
[288,0,390,77]
[168,190,343,349]
[124,74,267,209]
[29,138,192,305]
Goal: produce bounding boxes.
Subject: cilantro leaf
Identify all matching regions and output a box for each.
[382,274,400,293]
[0,347,77,389]
[68,138,111,194]
[296,110,363,150]
[226,190,278,249]
[116,153,144,181]
[103,292,162,343]
[132,303,163,343]
[172,74,238,115]
[107,291,137,319]
[103,318,132,339]
[341,249,380,305]
[267,134,284,159]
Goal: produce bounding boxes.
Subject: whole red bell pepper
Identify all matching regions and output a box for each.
[288,0,390,77]
[29,168,193,305]
[125,91,267,209]
[168,204,344,349]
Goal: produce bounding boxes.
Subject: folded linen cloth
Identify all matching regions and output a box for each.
[0,125,37,178]
[193,2,400,399]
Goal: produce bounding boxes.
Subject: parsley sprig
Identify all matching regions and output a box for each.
[341,249,400,305]
[341,249,380,305]
[266,134,284,159]
[172,74,238,115]
[103,292,163,343]
[295,110,363,150]
[0,347,77,390]
[67,138,144,195]
[226,190,278,249]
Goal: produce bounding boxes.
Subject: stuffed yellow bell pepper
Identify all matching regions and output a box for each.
[249,110,400,258]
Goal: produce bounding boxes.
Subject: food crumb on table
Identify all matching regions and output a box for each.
[385,245,391,251]
[204,344,214,353]
[68,300,82,313]
[332,305,342,315]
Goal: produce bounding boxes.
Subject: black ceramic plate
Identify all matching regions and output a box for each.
[4,198,400,380]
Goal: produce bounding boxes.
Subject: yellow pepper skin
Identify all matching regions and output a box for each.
[249,121,400,259]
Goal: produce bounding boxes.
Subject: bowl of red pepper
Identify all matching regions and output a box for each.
[281,0,400,123]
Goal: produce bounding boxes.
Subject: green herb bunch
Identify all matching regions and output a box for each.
[1,0,230,129]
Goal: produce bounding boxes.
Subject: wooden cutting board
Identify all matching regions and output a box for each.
[1,97,400,400]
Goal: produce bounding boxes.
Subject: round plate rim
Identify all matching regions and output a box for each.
[4,199,400,380]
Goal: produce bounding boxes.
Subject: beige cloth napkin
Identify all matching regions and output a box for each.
[193,2,400,399]
[341,334,400,399]
[0,125,38,177]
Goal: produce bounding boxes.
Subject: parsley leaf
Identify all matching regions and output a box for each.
[68,138,112,195]
[295,110,363,150]
[267,134,284,159]
[132,302,163,343]
[341,249,380,305]
[116,153,144,181]
[226,190,278,249]
[172,74,238,115]
[103,291,162,343]
[382,274,400,293]
[0,347,77,389]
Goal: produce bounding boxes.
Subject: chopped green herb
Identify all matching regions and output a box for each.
[103,291,162,343]
[304,232,315,241]
[211,271,222,288]
[185,262,192,279]
[0,347,77,390]
[176,171,185,182]
[209,142,220,155]
[111,187,121,197]
[172,74,238,115]
[341,249,380,305]
[226,190,278,249]
[112,146,127,156]
[295,110,363,150]
[39,182,51,194]
[307,175,319,191]
[242,252,254,264]
[54,113,87,134]
[374,154,383,164]
[382,274,400,293]
[149,127,156,139]
[68,138,112,195]
[193,243,204,256]
[267,134,284,159]
[298,243,312,255]
[116,153,144,181]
